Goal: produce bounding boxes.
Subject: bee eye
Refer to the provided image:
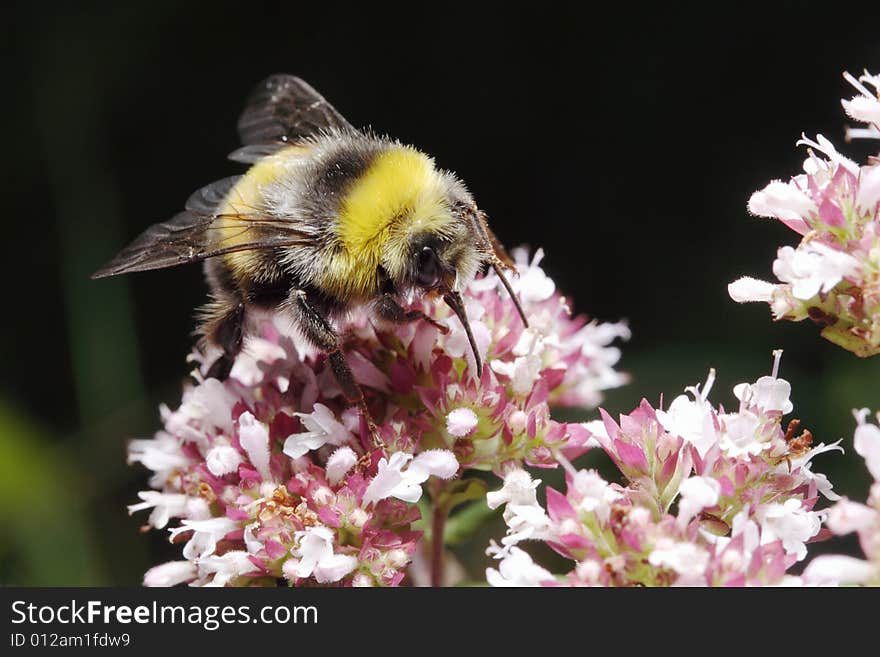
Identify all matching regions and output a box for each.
[416,246,442,288]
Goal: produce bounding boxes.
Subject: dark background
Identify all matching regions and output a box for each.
[2,1,879,584]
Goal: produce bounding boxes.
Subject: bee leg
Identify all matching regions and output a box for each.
[288,290,384,451]
[374,293,449,334]
[203,301,246,381]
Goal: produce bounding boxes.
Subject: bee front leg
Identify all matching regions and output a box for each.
[288,290,384,452]
[374,293,449,334]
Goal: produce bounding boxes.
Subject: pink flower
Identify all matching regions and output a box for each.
[362,451,459,506]
[289,526,358,583]
[854,408,880,480]
[128,248,625,586]
[446,408,479,437]
[283,403,356,459]
[803,409,880,586]
[676,476,721,529]
[729,69,880,357]
[486,547,556,587]
[841,70,880,137]
[128,331,446,586]
[143,561,198,587]
[485,356,836,586]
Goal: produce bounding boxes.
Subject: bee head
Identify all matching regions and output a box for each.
[392,189,528,377]
[368,150,528,375]
[406,232,482,296]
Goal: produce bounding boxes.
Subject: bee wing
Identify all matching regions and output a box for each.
[184,176,242,215]
[92,178,314,279]
[236,74,354,146]
[90,211,313,279]
[227,143,290,164]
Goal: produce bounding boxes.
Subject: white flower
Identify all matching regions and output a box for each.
[843,95,880,126]
[446,407,479,438]
[243,522,263,555]
[853,408,880,481]
[574,559,605,585]
[564,320,632,406]
[205,440,243,477]
[657,395,716,458]
[143,560,197,587]
[444,314,492,377]
[351,573,375,587]
[718,411,766,458]
[325,446,358,486]
[507,410,527,434]
[127,433,190,489]
[169,517,240,561]
[826,498,875,535]
[730,350,793,421]
[803,555,877,586]
[572,319,632,351]
[772,243,860,301]
[796,133,859,176]
[511,248,556,303]
[728,277,776,303]
[501,503,553,548]
[486,469,540,510]
[845,125,880,141]
[731,508,761,555]
[571,469,621,523]
[648,540,709,583]
[486,546,554,587]
[283,403,355,460]
[290,526,357,583]
[748,180,815,232]
[711,508,762,574]
[841,70,880,127]
[165,378,238,438]
[729,279,795,318]
[228,336,287,386]
[127,491,209,529]
[362,450,459,506]
[196,550,257,587]
[759,499,821,561]
[782,440,843,501]
[733,376,793,414]
[580,420,605,448]
[237,412,273,481]
[856,163,880,214]
[655,370,717,457]
[677,476,721,529]
[491,353,543,397]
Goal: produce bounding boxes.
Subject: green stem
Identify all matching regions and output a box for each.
[431,498,449,587]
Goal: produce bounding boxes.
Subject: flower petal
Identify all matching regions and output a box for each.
[326,446,358,486]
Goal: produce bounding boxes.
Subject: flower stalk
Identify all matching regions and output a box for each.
[431,488,450,587]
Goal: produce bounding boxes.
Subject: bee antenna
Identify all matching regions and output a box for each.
[492,263,529,328]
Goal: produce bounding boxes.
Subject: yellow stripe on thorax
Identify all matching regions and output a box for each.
[319,146,452,299]
[218,145,307,276]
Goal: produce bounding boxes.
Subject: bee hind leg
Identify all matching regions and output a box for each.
[287,290,384,452]
[200,299,246,381]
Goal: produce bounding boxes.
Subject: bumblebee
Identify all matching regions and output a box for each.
[94,75,527,440]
